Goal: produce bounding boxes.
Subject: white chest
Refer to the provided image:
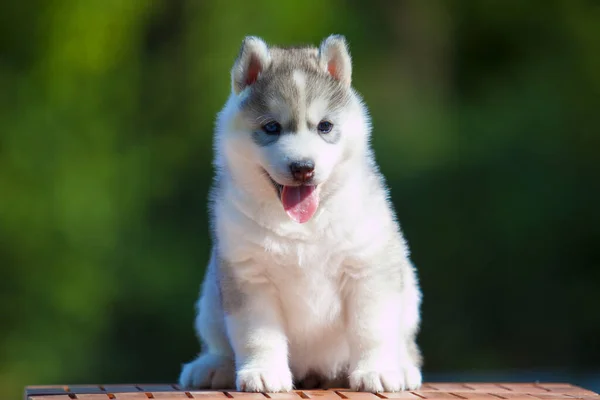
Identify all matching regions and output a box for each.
[258,240,347,340]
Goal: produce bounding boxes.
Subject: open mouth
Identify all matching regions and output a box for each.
[265,172,320,224]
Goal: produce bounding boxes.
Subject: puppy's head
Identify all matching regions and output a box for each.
[217,35,370,223]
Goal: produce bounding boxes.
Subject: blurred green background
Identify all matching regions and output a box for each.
[1,1,599,398]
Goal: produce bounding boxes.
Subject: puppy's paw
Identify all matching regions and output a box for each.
[179,353,236,389]
[236,365,293,393]
[402,364,422,390]
[349,364,422,392]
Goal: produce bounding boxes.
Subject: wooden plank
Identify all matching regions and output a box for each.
[266,392,307,400]
[26,387,70,396]
[112,393,150,399]
[536,385,599,396]
[410,391,459,399]
[459,384,513,393]
[420,385,442,392]
[425,384,475,392]
[151,392,193,399]
[451,391,512,400]
[494,385,550,394]
[136,384,179,392]
[535,384,578,391]
[187,391,232,399]
[103,385,143,393]
[335,390,382,400]
[26,385,65,388]
[301,390,344,399]
[24,383,598,400]
[67,385,107,394]
[487,394,537,399]
[380,392,428,399]
[226,392,268,399]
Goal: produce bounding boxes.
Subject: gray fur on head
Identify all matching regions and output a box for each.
[231,35,353,94]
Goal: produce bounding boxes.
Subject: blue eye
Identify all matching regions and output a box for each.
[317,120,333,133]
[262,121,282,135]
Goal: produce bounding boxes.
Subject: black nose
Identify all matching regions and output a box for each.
[289,160,315,182]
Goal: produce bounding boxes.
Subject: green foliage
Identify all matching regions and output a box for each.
[1,1,599,398]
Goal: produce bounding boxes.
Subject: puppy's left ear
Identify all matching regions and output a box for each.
[231,36,271,95]
[319,35,352,87]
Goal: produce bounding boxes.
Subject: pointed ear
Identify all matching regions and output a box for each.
[231,36,271,95]
[318,34,352,87]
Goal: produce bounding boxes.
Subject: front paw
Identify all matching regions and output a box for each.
[236,365,293,393]
[349,364,422,393]
[179,353,236,389]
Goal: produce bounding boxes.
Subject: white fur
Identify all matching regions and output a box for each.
[179,36,422,393]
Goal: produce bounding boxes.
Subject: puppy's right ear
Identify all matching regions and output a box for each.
[231,36,271,95]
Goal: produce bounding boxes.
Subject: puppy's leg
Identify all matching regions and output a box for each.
[222,261,293,393]
[346,261,422,393]
[179,252,236,389]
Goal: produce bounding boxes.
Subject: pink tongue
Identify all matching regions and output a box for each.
[281,185,319,223]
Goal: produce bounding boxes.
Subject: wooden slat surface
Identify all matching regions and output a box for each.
[25,383,599,400]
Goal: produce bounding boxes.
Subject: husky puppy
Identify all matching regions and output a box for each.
[178,35,422,393]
